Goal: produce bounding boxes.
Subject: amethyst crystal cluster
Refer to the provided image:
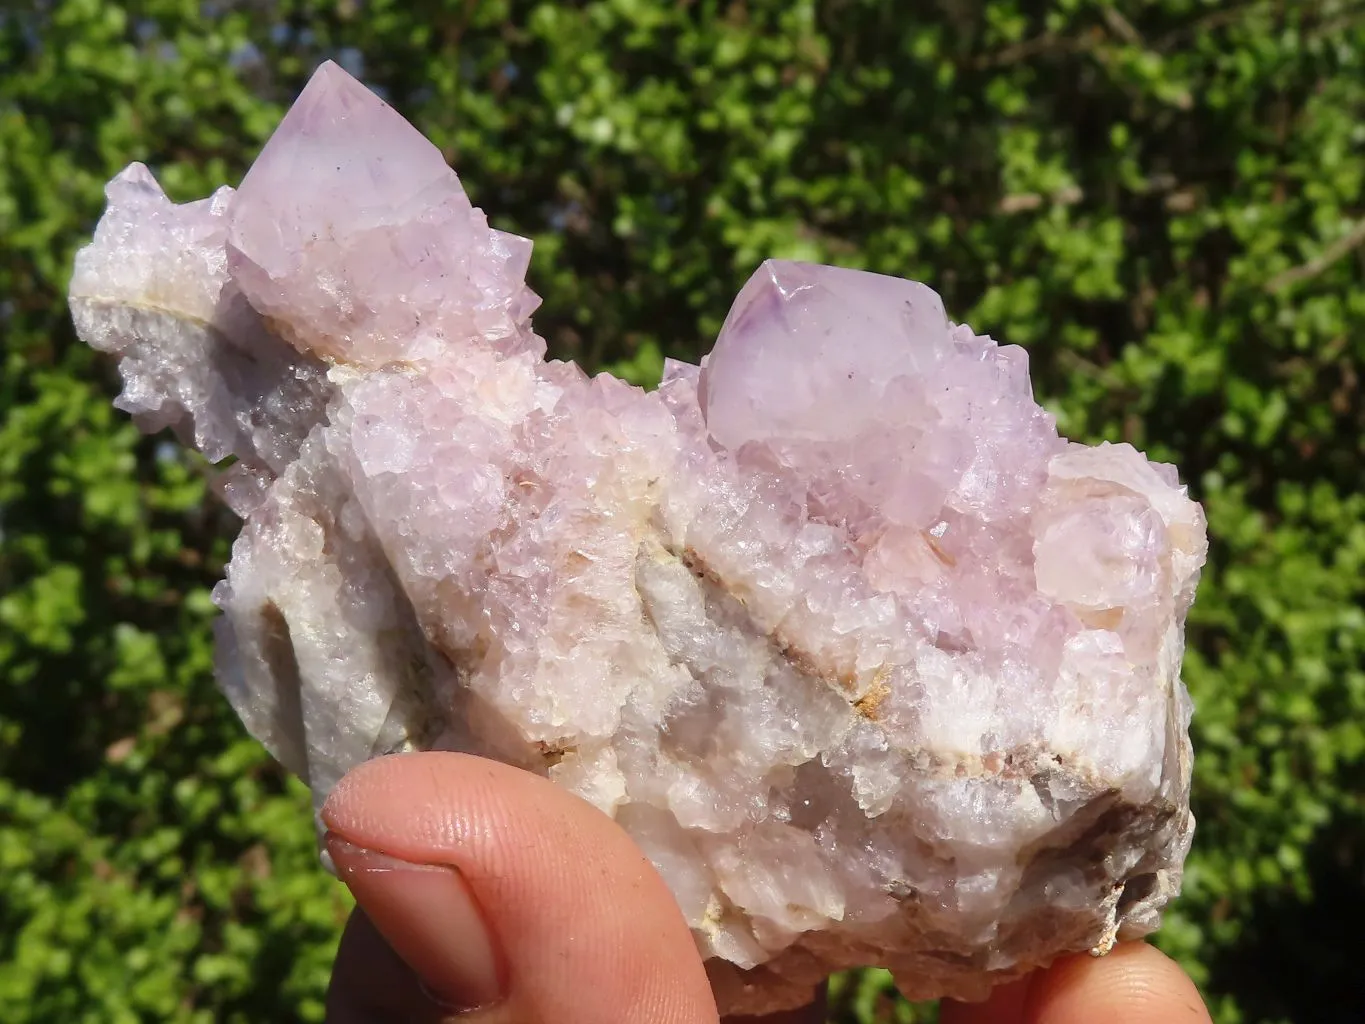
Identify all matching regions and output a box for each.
[70,63,1206,1014]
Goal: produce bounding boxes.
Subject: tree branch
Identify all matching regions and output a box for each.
[1266,219,1365,292]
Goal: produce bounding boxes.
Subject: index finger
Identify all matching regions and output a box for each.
[941,942,1213,1024]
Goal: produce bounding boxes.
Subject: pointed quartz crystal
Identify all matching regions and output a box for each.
[701,260,952,449]
[228,61,539,364]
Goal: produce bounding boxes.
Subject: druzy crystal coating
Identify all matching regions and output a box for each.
[69,62,1207,1015]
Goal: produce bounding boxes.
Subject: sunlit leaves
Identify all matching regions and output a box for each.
[2,2,1363,1022]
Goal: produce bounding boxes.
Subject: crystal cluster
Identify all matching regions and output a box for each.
[69,63,1207,1014]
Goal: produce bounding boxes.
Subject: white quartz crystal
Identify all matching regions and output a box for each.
[69,62,1207,1014]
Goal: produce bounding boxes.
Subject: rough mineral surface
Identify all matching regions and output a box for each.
[69,62,1207,1014]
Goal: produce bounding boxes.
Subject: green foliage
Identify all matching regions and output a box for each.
[2,1,1363,1021]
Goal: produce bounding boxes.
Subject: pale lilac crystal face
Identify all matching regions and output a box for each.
[70,61,1207,1018]
[228,62,540,365]
[230,62,456,277]
[700,259,1066,534]
[701,261,951,447]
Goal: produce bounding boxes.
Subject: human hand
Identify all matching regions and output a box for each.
[321,752,1213,1023]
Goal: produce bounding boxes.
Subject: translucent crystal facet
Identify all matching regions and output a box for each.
[69,62,1207,1016]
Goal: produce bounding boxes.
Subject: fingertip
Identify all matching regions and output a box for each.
[318,749,400,829]
[320,750,470,834]
[1025,942,1212,1024]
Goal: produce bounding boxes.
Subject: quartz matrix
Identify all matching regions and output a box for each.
[70,62,1208,1014]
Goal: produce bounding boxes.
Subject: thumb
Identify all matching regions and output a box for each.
[320,751,722,1024]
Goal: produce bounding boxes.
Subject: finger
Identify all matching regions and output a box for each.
[324,907,826,1024]
[321,751,723,1024]
[940,942,1212,1024]
[1024,942,1213,1024]
[325,910,827,1024]
[327,907,458,1024]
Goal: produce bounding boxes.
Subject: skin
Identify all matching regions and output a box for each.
[322,752,1214,1024]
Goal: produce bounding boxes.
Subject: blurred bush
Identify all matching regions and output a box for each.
[2,2,1363,1021]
